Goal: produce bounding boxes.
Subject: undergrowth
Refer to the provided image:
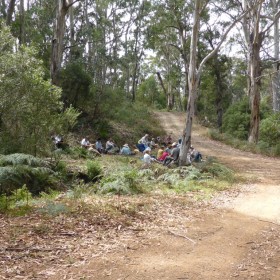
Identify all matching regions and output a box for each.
[208,128,280,157]
[0,153,237,216]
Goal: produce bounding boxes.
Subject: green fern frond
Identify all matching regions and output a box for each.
[0,153,49,168]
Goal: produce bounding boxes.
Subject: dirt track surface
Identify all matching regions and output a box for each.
[53,112,280,280]
[2,112,280,280]
[55,112,280,280]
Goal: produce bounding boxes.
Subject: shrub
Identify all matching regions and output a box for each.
[0,153,59,195]
[222,97,250,140]
[99,169,145,195]
[86,160,102,181]
[259,112,280,146]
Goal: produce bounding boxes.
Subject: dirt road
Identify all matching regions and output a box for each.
[4,112,279,280]
[48,112,280,280]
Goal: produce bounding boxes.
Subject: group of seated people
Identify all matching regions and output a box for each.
[52,132,202,166]
[80,136,120,155]
[139,133,202,167]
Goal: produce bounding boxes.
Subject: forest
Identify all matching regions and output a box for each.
[1,0,280,157]
[1,1,280,279]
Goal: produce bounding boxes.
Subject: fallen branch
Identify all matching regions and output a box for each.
[168,230,196,244]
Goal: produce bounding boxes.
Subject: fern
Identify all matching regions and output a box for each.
[0,165,56,195]
[0,153,49,168]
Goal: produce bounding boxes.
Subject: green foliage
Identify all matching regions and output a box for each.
[199,54,232,125]
[222,97,250,139]
[99,169,145,195]
[37,201,69,216]
[259,112,280,146]
[0,153,49,167]
[197,157,235,182]
[0,153,59,195]
[0,26,79,156]
[86,160,102,181]
[60,62,92,109]
[70,147,89,159]
[137,76,166,109]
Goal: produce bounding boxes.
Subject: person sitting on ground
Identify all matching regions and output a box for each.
[95,138,104,154]
[81,136,93,149]
[158,148,170,162]
[138,134,149,147]
[143,149,157,166]
[163,142,180,166]
[157,145,165,159]
[52,134,66,149]
[120,143,133,155]
[189,146,202,162]
[136,142,146,152]
[106,138,119,154]
[81,136,101,156]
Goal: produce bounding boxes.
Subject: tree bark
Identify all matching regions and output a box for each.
[6,0,16,26]
[51,0,71,85]
[19,0,25,46]
[246,0,264,143]
[272,0,280,112]
[179,0,201,166]
[179,0,254,165]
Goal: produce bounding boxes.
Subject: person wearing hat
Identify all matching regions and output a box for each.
[143,149,157,165]
[120,143,132,155]
[163,142,180,166]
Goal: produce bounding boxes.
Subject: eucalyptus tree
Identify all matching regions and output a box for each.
[51,0,79,85]
[0,0,16,26]
[179,0,255,165]
[271,0,280,112]
[241,0,280,143]
[148,0,193,110]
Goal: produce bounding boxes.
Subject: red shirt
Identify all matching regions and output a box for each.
[158,151,169,161]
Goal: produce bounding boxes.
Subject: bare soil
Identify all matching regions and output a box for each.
[1,112,280,280]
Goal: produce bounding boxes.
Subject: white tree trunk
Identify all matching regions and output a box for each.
[272,0,280,112]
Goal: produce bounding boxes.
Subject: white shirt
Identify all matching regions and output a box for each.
[81,138,90,146]
[143,153,154,164]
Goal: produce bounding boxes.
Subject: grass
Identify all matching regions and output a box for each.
[0,151,238,216]
[208,128,280,157]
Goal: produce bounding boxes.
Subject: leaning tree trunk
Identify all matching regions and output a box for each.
[179,0,201,166]
[178,0,253,165]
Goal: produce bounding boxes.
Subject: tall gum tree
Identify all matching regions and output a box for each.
[179,0,256,165]
[241,0,280,143]
[271,0,280,112]
[51,0,78,85]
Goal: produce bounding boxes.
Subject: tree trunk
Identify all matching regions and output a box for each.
[272,0,280,112]
[247,1,264,143]
[1,0,7,21]
[178,0,251,165]
[69,0,75,60]
[179,0,201,166]
[19,0,25,46]
[6,0,16,26]
[248,33,262,143]
[51,0,70,85]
